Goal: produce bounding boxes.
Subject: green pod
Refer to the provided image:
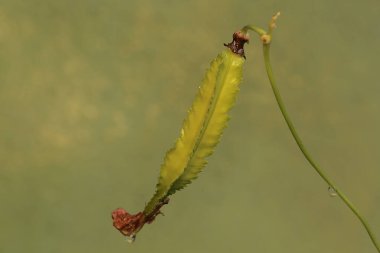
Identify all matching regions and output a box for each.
[112,32,249,240]
[144,49,245,214]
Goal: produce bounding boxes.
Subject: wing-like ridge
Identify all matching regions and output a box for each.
[144,53,226,215]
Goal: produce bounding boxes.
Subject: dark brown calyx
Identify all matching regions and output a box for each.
[224,31,249,58]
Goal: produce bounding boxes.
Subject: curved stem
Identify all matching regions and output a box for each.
[241,25,266,37]
[262,44,380,252]
[241,13,379,251]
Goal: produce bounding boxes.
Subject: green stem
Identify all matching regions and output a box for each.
[241,25,266,37]
[262,43,380,252]
[241,14,379,251]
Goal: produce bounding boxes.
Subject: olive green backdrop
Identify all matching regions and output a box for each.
[0,0,379,252]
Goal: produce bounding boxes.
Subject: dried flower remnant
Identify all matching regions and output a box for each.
[111,198,169,242]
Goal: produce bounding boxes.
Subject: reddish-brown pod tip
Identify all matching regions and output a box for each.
[111,208,145,238]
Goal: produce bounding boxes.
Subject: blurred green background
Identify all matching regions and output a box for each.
[0,0,379,252]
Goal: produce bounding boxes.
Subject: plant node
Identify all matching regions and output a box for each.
[260,34,271,44]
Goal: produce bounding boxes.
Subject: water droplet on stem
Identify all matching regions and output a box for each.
[328,186,337,197]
